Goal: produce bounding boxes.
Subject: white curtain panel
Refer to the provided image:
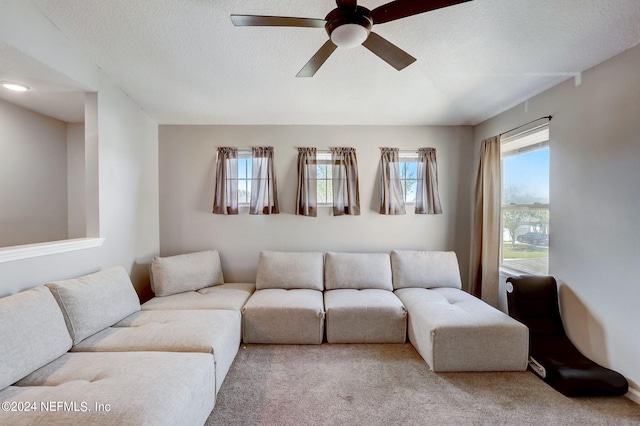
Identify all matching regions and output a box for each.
[470,135,501,307]
[331,147,360,216]
[379,147,406,215]
[415,148,443,214]
[296,147,318,217]
[250,146,280,215]
[212,147,238,215]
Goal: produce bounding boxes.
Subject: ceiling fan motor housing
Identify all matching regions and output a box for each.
[325,6,373,48]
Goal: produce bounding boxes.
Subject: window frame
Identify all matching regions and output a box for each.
[315,151,333,205]
[237,150,252,206]
[499,125,550,275]
[398,151,419,205]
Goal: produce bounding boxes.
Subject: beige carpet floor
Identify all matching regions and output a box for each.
[206,343,640,426]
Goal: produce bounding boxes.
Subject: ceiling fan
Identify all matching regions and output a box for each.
[231,0,472,77]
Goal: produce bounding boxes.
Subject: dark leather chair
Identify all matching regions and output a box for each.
[506,275,628,396]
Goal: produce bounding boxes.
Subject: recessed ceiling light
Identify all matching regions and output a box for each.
[0,81,31,92]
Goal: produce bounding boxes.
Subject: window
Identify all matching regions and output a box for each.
[237,150,252,204]
[500,126,549,275]
[316,151,333,204]
[399,152,418,204]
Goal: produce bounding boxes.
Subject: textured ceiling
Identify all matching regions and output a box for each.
[21,0,640,125]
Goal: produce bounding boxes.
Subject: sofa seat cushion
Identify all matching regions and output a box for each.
[324,289,407,343]
[395,287,528,372]
[391,250,462,289]
[256,251,324,290]
[141,283,255,312]
[151,250,225,296]
[46,266,141,345]
[71,309,241,393]
[0,352,215,426]
[242,289,324,344]
[0,286,72,391]
[324,252,393,290]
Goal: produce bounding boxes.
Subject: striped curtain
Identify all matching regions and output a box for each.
[379,147,406,215]
[331,147,360,216]
[250,146,279,215]
[212,147,238,215]
[296,147,317,217]
[415,148,443,214]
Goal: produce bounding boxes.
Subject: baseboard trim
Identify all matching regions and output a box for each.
[626,386,640,405]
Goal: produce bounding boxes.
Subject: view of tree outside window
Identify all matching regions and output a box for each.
[501,129,549,274]
[399,154,418,203]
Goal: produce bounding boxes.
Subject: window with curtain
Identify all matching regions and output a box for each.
[212,147,238,215]
[295,147,317,216]
[331,147,360,216]
[250,146,279,215]
[500,126,549,275]
[379,148,406,215]
[415,148,442,214]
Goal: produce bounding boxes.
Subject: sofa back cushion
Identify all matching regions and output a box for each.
[0,286,72,390]
[256,251,324,290]
[46,266,140,345]
[391,250,462,289]
[324,252,393,290]
[150,250,224,296]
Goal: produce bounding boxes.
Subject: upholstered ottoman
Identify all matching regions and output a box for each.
[392,250,529,372]
[324,252,406,343]
[242,251,325,344]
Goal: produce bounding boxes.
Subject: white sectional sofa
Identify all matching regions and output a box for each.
[0,249,529,425]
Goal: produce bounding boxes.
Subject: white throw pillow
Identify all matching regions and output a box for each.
[256,251,324,290]
[390,250,462,289]
[150,250,225,296]
[46,266,141,345]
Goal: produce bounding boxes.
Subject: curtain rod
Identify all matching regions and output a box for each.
[500,115,552,136]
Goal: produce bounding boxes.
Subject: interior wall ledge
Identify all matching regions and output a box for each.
[0,237,105,263]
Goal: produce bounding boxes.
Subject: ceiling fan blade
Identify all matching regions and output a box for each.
[336,0,357,10]
[296,40,338,78]
[231,15,326,28]
[361,32,416,71]
[371,0,472,24]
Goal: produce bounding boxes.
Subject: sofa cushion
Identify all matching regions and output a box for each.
[141,282,255,312]
[0,286,72,390]
[151,250,225,296]
[391,250,462,289]
[0,352,215,425]
[256,251,324,290]
[242,289,325,344]
[324,252,393,290]
[46,266,140,345]
[71,309,241,393]
[324,289,406,343]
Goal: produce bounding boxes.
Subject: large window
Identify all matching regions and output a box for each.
[501,126,549,275]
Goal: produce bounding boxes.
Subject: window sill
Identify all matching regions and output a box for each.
[0,238,105,263]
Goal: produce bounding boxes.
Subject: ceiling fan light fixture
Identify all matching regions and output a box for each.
[330,23,370,48]
[0,81,31,92]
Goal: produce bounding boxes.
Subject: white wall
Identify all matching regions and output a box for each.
[67,122,85,239]
[0,98,68,246]
[159,125,473,284]
[474,43,640,399]
[0,0,159,301]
